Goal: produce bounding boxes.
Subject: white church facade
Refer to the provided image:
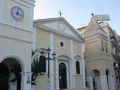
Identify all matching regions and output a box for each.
[32,17,87,90]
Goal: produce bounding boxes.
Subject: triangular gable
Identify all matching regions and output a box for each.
[81,16,105,34]
[86,17,104,32]
[34,17,84,42]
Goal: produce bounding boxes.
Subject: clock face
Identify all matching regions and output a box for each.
[11,6,24,20]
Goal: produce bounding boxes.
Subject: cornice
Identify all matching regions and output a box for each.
[34,17,84,42]
[34,24,84,43]
[0,20,33,34]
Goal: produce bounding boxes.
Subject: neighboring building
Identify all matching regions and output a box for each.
[78,14,120,90]
[33,17,87,90]
[0,0,35,90]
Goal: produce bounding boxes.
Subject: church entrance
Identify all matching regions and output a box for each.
[59,63,67,90]
[0,63,9,90]
[0,57,22,90]
[92,70,101,90]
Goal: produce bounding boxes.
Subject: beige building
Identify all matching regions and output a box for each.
[78,14,120,90]
[0,0,35,90]
[32,17,87,90]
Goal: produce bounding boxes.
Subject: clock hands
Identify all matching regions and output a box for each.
[11,6,24,20]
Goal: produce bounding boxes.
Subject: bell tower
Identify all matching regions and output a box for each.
[0,0,35,31]
[0,0,35,90]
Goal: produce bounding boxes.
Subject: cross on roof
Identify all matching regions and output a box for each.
[58,10,63,18]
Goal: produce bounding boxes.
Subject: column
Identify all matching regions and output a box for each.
[55,58,59,90]
[50,32,54,90]
[88,76,93,90]
[21,72,32,90]
[101,75,108,90]
[108,75,115,90]
[70,39,75,89]
[9,72,17,90]
[81,43,86,87]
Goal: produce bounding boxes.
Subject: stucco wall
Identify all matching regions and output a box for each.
[2,0,32,30]
[36,28,50,49]
[53,34,71,56]
[0,23,32,72]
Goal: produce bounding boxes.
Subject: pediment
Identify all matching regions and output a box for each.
[34,17,84,42]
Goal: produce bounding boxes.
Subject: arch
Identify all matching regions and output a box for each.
[74,55,82,60]
[76,61,80,74]
[0,55,25,72]
[57,55,70,61]
[106,69,110,75]
[58,55,70,89]
[92,69,100,76]
[39,55,46,73]
[0,55,24,90]
[92,69,101,90]
[35,48,48,54]
[59,62,67,89]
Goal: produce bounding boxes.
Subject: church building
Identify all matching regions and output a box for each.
[32,17,87,90]
[78,14,120,90]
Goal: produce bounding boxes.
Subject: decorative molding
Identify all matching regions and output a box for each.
[34,24,83,42]
[34,17,84,42]
[0,20,33,33]
[85,29,107,38]
[0,54,26,72]
[0,34,32,44]
[11,0,35,7]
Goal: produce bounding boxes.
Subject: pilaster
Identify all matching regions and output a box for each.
[108,75,115,90]
[88,76,93,90]
[21,72,32,90]
[70,39,75,89]
[81,43,86,87]
[50,32,54,90]
[54,57,59,90]
[101,75,108,90]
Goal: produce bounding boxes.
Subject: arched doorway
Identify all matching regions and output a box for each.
[0,63,9,90]
[92,70,101,90]
[59,63,67,90]
[0,57,22,90]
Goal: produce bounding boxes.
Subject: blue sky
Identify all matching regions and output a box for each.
[34,0,120,34]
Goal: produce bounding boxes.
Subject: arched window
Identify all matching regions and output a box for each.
[39,55,46,73]
[101,41,104,51]
[76,61,80,74]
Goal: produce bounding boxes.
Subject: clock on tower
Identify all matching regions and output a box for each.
[11,6,24,20]
[0,0,35,31]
